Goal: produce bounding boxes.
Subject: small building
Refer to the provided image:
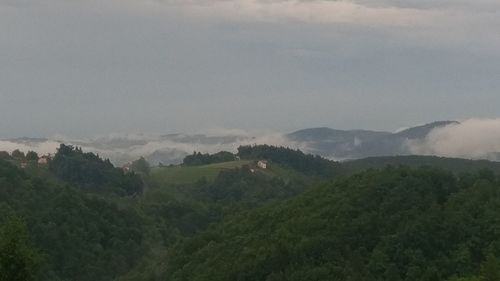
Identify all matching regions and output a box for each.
[38,155,51,165]
[20,162,28,169]
[122,163,131,173]
[257,160,268,169]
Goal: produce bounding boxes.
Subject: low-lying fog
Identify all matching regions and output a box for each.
[2,118,500,165]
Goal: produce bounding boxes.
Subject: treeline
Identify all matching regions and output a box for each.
[183,151,236,166]
[167,167,500,281]
[0,149,43,163]
[183,145,340,179]
[238,145,339,177]
[49,144,143,195]
[341,155,500,175]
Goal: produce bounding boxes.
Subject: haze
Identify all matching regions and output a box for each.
[2,0,500,138]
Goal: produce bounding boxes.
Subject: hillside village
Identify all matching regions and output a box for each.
[0,149,53,168]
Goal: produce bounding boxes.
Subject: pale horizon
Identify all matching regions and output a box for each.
[2,0,500,137]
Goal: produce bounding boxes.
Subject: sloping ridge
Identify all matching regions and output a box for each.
[287,121,460,159]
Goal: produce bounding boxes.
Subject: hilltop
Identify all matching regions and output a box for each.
[287,120,459,160]
[3,120,487,166]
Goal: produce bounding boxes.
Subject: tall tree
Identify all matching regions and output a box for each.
[25,151,39,162]
[0,216,39,281]
[11,150,25,161]
[130,157,151,175]
[480,253,500,281]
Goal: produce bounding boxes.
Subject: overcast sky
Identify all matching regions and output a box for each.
[1,0,500,138]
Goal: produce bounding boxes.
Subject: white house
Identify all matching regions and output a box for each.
[122,163,131,173]
[38,155,51,165]
[257,160,268,169]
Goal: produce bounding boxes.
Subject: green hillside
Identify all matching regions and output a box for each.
[150,160,253,185]
[0,158,148,281]
[5,144,500,281]
[341,155,500,175]
[150,158,311,187]
[167,167,500,281]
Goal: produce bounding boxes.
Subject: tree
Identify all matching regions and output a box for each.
[130,157,150,175]
[0,216,39,281]
[11,150,25,161]
[480,253,500,281]
[0,152,11,160]
[25,151,39,162]
[183,151,236,166]
[49,144,143,195]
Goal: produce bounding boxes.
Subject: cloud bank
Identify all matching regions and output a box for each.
[3,119,500,165]
[0,131,307,165]
[0,140,61,156]
[406,118,500,160]
[169,0,438,26]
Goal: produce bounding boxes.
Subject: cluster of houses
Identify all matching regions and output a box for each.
[20,154,52,169]
[250,160,268,173]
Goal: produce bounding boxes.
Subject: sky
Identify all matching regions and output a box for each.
[2,0,500,138]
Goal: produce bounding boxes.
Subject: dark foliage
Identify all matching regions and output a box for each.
[238,145,339,177]
[0,151,11,160]
[49,144,143,195]
[167,167,500,281]
[7,143,500,281]
[25,151,39,162]
[341,155,500,175]
[0,159,148,281]
[0,216,39,281]
[130,157,151,175]
[183,151,236,166]
[190,166,305,208]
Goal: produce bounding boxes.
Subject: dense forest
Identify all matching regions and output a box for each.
[3,144,500,280]
[0,158,147,281]
[183,151,236,166]
[49,144,143,196]
[167,167,500,281]
[238,145,340,177]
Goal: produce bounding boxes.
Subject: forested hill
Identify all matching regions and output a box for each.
[49,144,143,195]
[340,155,500,175]
[0,158,148,281]
[167,167,500,281]
[0,144,324,280]
[4,144,500,280]
[238,145,340,177]
[180,145,340,178]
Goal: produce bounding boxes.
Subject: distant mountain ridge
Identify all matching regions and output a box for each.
[394,121,460,138]
[5,120,496,164]
[288,121,459,160]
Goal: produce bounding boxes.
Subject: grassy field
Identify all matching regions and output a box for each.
[150,160,253,185]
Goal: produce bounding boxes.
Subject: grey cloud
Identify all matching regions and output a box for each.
[0,131,307,165]
[406,119,500,160]
[1,0,500,138]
